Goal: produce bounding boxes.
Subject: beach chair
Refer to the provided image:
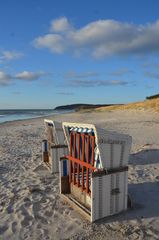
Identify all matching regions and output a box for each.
[42,120,68,173]
[60,122,132,222]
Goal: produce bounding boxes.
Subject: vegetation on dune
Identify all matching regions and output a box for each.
[94,98,159,112]
[146,94,159,100]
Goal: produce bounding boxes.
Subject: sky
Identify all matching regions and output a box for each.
[0,0,159,109]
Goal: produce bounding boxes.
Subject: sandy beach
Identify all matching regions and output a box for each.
[1,109,159,240]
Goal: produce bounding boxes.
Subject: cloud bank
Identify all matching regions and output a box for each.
[0,70,46,86]
[64,71,99,79]
[34,17,159,58]
[67,79,128,87]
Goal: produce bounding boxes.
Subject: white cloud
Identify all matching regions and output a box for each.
[0,70,46,86]
[15,71,45,81]
[64,71,99,79]
[34,34,66,53]
[33,17,159,58]
[0,71,12,86]
[0,50,23,62]
[68,79,128,87]
[63,70,129,87]
[50,17,72,32]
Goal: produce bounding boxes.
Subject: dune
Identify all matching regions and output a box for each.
[93,98,159,113]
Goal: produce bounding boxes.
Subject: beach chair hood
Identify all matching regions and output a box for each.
[44,119,66,145]
[62,122,132,170]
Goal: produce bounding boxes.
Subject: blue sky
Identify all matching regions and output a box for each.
[0,0,159,109]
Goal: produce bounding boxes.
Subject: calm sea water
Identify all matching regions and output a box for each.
[0,109,71,124]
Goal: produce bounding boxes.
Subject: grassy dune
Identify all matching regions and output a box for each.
[93,98,159,112]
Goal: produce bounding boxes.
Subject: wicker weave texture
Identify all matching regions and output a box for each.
[91,170,128,222]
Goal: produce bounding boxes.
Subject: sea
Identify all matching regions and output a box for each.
[0,109,71,124]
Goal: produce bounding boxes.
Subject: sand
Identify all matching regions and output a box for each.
[0,109,159,240]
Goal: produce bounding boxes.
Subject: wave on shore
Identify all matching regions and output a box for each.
[0,109,72,124]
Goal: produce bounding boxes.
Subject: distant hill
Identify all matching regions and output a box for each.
[54,103,120,111]
[146,94,159,100]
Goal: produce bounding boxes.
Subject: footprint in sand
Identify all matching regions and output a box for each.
[6,203,14,214]
[17,205,34,228]
[11,221,18,233]
[0,165,9,174]
[21,216,33,228]
[44,210,53,217]
[0,225,8,235]
[23,197,32,207]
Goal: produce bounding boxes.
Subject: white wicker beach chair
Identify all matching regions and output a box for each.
[60,122,132,222]
[42,119,68,173]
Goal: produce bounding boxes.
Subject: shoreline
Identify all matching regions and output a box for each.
[0,114,54,126]
[0,109,74,126]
